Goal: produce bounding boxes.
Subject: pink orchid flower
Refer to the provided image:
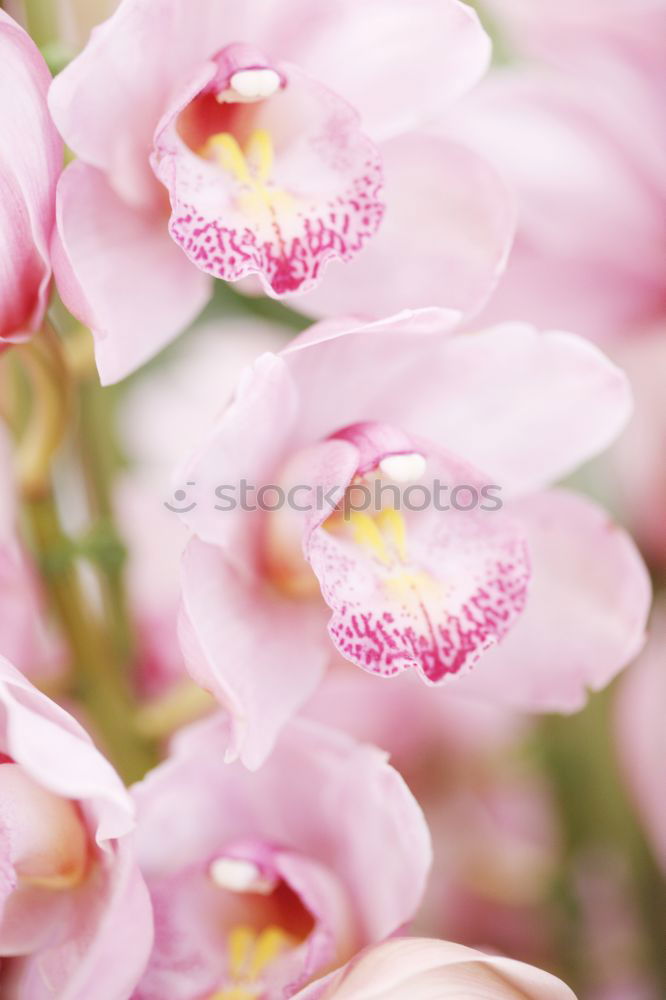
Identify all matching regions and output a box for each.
[0,11,62,345]
[47,0,512,383]
[132,715,430,1000]
[174,309,651,768]
[293,937,576,1000]
[0,657,153,998]
[304,666,558,963]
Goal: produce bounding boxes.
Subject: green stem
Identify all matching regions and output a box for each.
[75,371,136,669]
[23,0,59,47]
[22,489,157,783]
[9,322,158,783]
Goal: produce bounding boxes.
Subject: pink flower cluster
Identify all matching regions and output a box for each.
[0,0,664,997]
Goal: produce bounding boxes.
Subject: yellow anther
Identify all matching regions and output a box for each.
[228,925,256,979]
[244,129,274,183]
[348,511,391,566]
[200,129,275,186]
[201,133,252,183]
[222,923,295,996]
[248,926,294,978]
[375,507,408,562]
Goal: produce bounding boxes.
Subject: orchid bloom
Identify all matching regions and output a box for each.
[132,715,430,999]
[443,1,666,345]
[47,0,513,383]
[305,666,559,964]
[0,656,153,998]
[173,309,651,768]
[293,937,576,1000]
[0,11,62,345]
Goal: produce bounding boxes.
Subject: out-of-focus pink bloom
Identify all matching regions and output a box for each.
[616,601,666,873]
[0,656,153,998]
[48,0,512,383]
[603,328,666,570]
[418,768,559,965]
[305,665,559,966]
[293,937,576,1000]
[303,662,527,784]
[132,714,430,1000]
[174,309,650,767]
[0,11,62,344]
[445,61,666,345]
[483,0,666,90]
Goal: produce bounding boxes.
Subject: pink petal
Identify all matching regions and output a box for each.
[280,309,460,448]
[0,660,153,999]
[0,656,134,842]
[7,839,153,1000]
[448,70,666,343]
[282,320,632,495]
[47,0,246,206]
[0,11,62,341]
[454,489,651,711]
[153,61,384,296]
[296,0,491,140]
[179,538,329,769]
[175,350,300,553]
[294,135,514,321]
[294,937,576,1000]
[53,161,211,384]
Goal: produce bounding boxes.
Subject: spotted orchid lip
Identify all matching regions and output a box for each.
[152,58,385,297]
[303,440,531,684]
